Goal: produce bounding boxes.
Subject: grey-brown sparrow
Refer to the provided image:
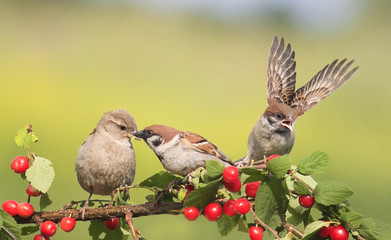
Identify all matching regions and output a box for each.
[239,37,359,166]
[75,109,137,217]
[133,124,233,176]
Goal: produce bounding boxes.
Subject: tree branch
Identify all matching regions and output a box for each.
[14,202,183,224]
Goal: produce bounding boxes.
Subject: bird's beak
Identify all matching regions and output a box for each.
[281,117,294,132]
[133,130,145,140]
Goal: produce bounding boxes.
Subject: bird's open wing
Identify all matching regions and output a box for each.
[267,36,297,105]
[291,59,359,119]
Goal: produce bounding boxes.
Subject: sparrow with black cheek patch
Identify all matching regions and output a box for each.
[133,125,233,176]
[239,37,359,166]
[75,109,137,218]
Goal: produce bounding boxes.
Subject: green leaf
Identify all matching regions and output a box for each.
[184,179,220,208]
[139,171,181,189]
[267,155,291,179]
[205,161,225,180]
[359,218,391,240]
[340,211,363,230]
[240,168,263,175]
[39,193,53,211]
[25,156,55,193]
[120,227,132,236]
[21,225,39,235]
[14,124,38,150]
[293,181,312,196]
[237,215,249,233]
[314,181,353,206]
[0,210,21,240]
[302,220,331,240]
[217,214,240,237]
[177,187,187,202]
[88,218,128,240]
[297,151,330,175]
[254,181,283,229]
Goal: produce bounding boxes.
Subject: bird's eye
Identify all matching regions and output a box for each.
[276,113,283,119]
[119,125,126,131]
[146,130,153,135]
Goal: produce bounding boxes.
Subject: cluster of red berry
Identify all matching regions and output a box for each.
[3,156,119,239]
[183,165,264,240]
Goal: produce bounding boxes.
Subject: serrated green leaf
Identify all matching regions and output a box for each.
[302,220,331,240]
[0,210,21,240]
[314,181,353,206]
[340,211,363,230]
[254,181,283,229]
[14,124,38,150]
[184,179,220,208]
[237,215,249,233]
[286,205,303,226]
[297,151,330,175]
[292,172,317,192]
[139,171,181,189]
[293,181,312,196]
[25,156,55,193]
[39,193,53,211]
[217,214,240,237]
[359,218,391,240]
[88,218,128,240]
[267,155,291,179]
[241,168,266,185]
[0,216,2,229]
[21,225,39,235]
[205,160,225,180]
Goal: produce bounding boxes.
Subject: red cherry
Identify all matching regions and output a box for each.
[249,226,264,240]
[40,221,57,237]
[223,199,236,217]
[299,195,315,208]
[224,179,241,193]
[267,155,280,162]
[233,198,251,215]
[60,217,76,232]
[16,202,34,218]
[330,225,349,240]
[204,202,222,221]
[317,222,331,238]
[33,234,50,240]
[223,166,239,183]
[10,156,29,174]
[26,184,42,197]
[104,218,119,231]
[183,207,199,221]
[245,182,260,198]
[2,200,19,216]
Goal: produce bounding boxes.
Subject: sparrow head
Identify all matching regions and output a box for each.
[97,109,137,140]
[264,98,295,132]
[133,125,180,148]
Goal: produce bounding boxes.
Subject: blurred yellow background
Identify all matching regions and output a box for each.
[0,1,390,239]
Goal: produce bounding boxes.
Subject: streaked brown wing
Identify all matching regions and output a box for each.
[267,36,297,105]
[182,131,232,164]
[291,59,359,119]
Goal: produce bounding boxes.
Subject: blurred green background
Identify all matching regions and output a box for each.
[0,1,390,239]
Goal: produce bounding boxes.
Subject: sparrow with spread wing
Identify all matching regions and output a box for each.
[239,37,359,166]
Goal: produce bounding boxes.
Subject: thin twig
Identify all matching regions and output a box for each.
[249,208,280,240]
[124,211,139,240]
[282,222,304,239]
